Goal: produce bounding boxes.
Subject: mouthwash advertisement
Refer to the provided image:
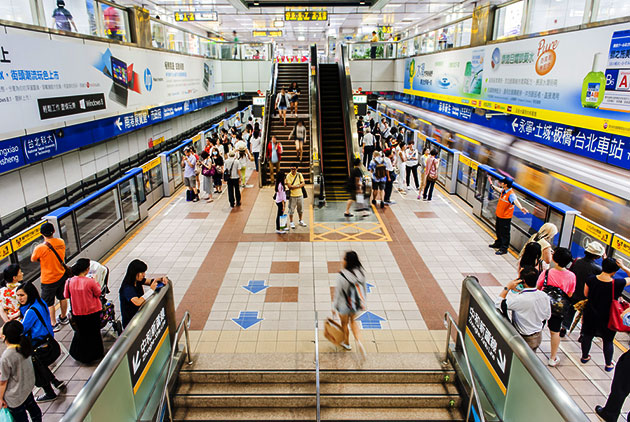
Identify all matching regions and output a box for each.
[402,22,630,138]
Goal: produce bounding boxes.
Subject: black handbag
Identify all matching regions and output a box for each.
[224,160,235,182]
[30,305,62,366]
[542,270,571,318]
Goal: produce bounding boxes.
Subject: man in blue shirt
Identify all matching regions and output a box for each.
[52,0,78,32]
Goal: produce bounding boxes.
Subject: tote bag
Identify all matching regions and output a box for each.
[608,281,630,332]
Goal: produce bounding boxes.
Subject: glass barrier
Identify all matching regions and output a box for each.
[349,42,397,60]
[170,150,183,186]
[59,213,80,261]
[119,177,140,231]
[493,1,525,40]
[527,0,586,33]
[43,0,98,36]
[135,173,146,204]
[99,2,129,42]
[149,164,163,192]
[14,242,40,284]
[0,242,11,280]
[594,0,630,22]
[75,189,121,248]
[0,1,36,25]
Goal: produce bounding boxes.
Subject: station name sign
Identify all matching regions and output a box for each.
[284,9,328,21]
[252,30,283,37]
[174,11,218,22]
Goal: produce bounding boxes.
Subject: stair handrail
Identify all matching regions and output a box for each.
[158,311,194,421]
[314,310,321,422]
[443,312,486,422]
[315,53,325,175]
[310,44,324,202]
[260,61,278,186]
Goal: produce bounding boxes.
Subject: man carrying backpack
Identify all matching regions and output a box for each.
[368,151,387,209]
[422,149,439,201]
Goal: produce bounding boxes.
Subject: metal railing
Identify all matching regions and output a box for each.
[158,311,194,420]
[260,62,278,185]
[314,310,321,422]
[443,312,486,422]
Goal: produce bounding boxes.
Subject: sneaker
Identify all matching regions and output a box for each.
[380,201,385,209]
[298,220,307,227]
[489,243,500,248]
[52,323,62,333]
[275,230,287,234]
[580,355,591,364]
[495,249,508,255]
[54,381,67,391]
[385,200,396,205]
[35,393,57,403]
[605,362,615,372]
[340,342,352,350]
[290,222,296,229]
[344,213,354,217]
[548,356,560,367]
[58,315,69,325]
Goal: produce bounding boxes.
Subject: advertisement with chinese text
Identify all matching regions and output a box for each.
[402,23,630,138]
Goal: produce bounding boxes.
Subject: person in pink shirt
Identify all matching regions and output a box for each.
[64,258,104,364]
[536,247,575,367]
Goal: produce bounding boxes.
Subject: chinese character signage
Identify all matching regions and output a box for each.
[466,294,513,395]
[127,293,169,394]
[284,10,328,21]
[174,11,218,22]
[402,23,630,139]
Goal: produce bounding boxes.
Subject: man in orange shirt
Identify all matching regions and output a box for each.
[31,222,70,331]
[487,177,528,255]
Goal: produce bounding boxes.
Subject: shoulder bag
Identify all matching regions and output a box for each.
[324,317,344,346]
[224,160,236,182]
[427,159,439,182]
[290,173,308,199]
[608,280,630,332]
[45,242,73,282]
[542,270,571,318]
[29,305,61,366]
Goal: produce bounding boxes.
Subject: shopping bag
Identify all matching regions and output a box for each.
[279,214,288,230]
[0,408,13,422]
[324,318,344,346]
[355,193,366,211]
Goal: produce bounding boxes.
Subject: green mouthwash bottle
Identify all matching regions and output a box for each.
[581,53,606,108]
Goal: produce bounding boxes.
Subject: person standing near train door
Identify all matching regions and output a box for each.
[487,176,528,255]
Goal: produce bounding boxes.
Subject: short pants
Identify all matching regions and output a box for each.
[41,278,66,307]
[184,176,196,188]
[373,181,386,191]
[288,196,304,215]
[277,105,287,111]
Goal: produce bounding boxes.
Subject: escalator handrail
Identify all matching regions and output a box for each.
[316,57,324,174]
[260,62,278,173]
[336,45,354,177]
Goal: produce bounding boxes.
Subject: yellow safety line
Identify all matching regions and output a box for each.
[101,187,185,265]
[434,184,518,259]
[370,205,393,241]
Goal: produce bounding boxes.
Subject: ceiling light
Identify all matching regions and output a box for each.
[359,1,365,4]
[298,36,305,41]
[253,2,259,5]
[273,20,284,28]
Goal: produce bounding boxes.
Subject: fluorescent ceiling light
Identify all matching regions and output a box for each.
[273,20,284,27]
[297,36,305,41]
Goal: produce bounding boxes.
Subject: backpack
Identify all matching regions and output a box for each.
[340,271,365,313]
[374,160,387,180]
[427,158,438,182]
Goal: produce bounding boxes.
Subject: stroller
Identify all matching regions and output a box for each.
[88,260,123,336]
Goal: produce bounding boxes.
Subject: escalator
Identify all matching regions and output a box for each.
[318,64,351,201]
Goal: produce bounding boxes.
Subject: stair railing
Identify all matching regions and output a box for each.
[158,311,194,421]
[310,44,324,203]
[443,312,486,422]
[314,310,321,422]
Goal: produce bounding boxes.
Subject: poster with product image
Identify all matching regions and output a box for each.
[402,22,630,138]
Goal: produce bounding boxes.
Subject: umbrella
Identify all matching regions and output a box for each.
[569,299,588,334]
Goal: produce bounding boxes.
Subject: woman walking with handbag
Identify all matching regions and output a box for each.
[535,247,575,367]
[64,258,104,364]
[16,283,65,403]
[0,320,42,421]
[580,258,630,371]
[274,171,288,234]
[332,251,367,357]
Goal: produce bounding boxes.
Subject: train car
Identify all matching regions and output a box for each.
[377,100,630,238]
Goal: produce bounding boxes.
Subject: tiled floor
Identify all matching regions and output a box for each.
[39,168,630,421]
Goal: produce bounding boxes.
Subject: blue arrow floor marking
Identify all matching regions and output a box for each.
[242,280,268,294]
[366,283,374,293]
[356,311,386,329]
[232,311,263,329]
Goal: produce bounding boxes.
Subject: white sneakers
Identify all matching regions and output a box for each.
[290,222,296,229]
[548,356,560,367]
[289,221,307,229]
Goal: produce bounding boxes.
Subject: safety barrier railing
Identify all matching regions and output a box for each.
[449,276,590,422]
[337,44,357,178]
[158,311,193,420]
[260,62,278,186]
[314,310,321,422]
[443,312,485,422]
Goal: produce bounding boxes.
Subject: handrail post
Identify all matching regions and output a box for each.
[314,310,321,422]
[184,313,193,365]
[443,315,451,365]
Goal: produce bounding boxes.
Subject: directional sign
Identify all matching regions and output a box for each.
[174,11,218,22]
[232,311,263,329]
[356,311,386,329]
[284,10,328,21]
[242,280,268,294]
[366,283,374,293]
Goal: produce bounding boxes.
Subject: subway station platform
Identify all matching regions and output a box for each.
[42,166,628,421]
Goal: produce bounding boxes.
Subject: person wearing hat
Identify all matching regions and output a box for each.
[30,223,69,332]
[52,0,78,32]
[562,241,606,336]
[487,176,528,255]
[236,141,253,188]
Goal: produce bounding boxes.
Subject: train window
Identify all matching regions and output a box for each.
[135,174,146,204]
[59,214,79,261]
[547,209,563,247]
[75,189,121,248]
